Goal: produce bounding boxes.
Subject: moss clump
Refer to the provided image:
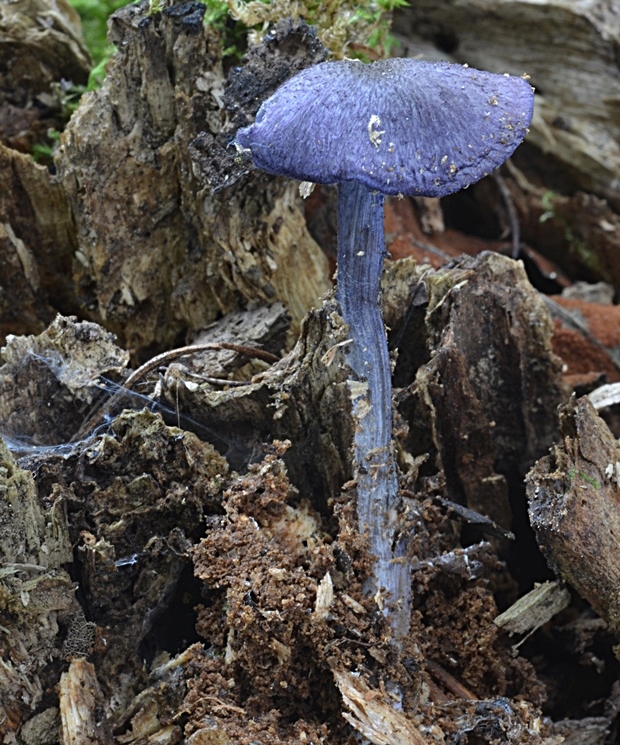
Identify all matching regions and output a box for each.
[226,0,408,58]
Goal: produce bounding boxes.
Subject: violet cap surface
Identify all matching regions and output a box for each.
[235,57,534,198]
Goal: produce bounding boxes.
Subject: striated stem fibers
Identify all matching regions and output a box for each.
[336,180,410,647]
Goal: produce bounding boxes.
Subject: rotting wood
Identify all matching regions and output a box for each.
[0,439,75,738]
[17,707,61,745]
[589,382,620,411]
[0,250,566,741]
[0,315,129,448]
[0,0,88,343]
[0,143,80,341]
[160,297,356,508]
[527,396,620,635]
[494,581,571,638]
[0,1,581,734]
[397,252,564,527]
[550,716,611,744]
[54,6,331,359]
[333,667,429,745]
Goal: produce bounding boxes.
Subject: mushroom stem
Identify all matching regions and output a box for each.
[337,180,411,645]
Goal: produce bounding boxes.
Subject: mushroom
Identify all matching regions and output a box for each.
[234,57,534,645]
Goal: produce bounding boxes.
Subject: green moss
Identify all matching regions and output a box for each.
[226,0,407,58]
[69,0,404,70]
[32,80,92,163]
[568,469,601,490]
[539,190,556,223]
[536,190,608,282]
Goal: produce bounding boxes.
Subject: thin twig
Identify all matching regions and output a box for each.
[493,171,521,259]
[72,342,279,442]
[216,341,280,365]
[425,659,476,700]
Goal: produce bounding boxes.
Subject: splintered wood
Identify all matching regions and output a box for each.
[494,581,570,638]
[333,669,429,745]
[59,659,113,745]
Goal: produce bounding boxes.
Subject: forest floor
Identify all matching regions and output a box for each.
[2,2,620,744]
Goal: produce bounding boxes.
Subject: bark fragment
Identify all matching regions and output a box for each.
[58,659,114,745]
[494,581,571,637]
[0,144,79,342]
[333,667,429,745]
[160,300,355,509]
[392,252,564,531]
[65,408,228,715]
[0,315,129,448]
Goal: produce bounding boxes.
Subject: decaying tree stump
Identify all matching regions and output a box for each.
[0,4,331,360]
[54,5,331,359]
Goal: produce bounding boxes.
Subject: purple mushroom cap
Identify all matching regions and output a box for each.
[235,57,534,198]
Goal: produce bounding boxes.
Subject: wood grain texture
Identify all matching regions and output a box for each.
[54,6,331,360]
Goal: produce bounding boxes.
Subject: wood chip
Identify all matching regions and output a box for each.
[333,668,428,745]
